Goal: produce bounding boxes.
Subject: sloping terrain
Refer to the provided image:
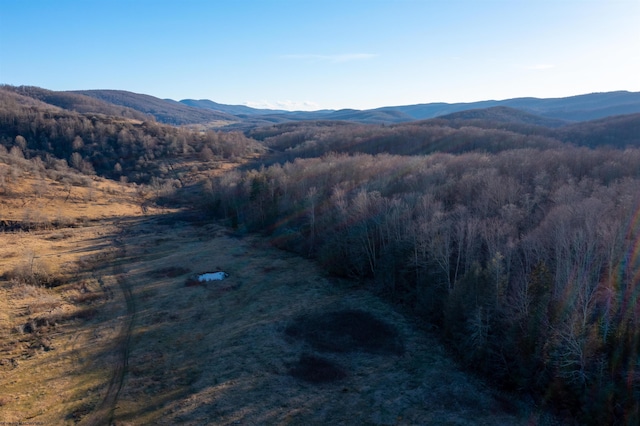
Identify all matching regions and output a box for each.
[437,106,569,128]
[182,90,640,124]
[180,98,288,116]
[0,163,147,424]
[378,90,640,121]
[1,85,150,121]
[0,161,557,425]
[71,90,238,126]
[559,112,640,148]
[499,91,640,121]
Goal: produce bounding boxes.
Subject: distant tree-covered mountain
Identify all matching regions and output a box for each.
[72,89,238,125]
[4,84,640,131]
[375,90,640,122]
[436,106,569,128]
[179,98,288,116]
[1,85,151,121]
[180,90,640,126]
[560,112,640,148]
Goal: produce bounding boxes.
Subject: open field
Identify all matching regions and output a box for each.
[0,167,556,425]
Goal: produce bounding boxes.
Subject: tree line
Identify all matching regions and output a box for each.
[203,146,640,424]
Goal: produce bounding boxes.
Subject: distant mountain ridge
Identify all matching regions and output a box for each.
[178,98,289,116]
[3,85,640,128]
[177,90,640,125]
[63,88,640,126]
[375,91,640,122]
[1,85,151,121]
[72,89,237,125]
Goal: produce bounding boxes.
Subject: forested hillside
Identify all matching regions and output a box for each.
[0,87,263,185]
[72,89,238,125]
[248,111,640,163]
[1,85,151,121]
[206,126,640,423]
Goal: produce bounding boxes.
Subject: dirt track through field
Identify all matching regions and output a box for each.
[80,234,135,426]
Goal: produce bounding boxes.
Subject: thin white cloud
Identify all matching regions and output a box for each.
[244,100,322,112]
[522,63,556,70]
[282,53,378,63]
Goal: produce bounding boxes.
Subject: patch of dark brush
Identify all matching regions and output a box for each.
[150,266,191,278]
[154,210,210,227]
[66,403,95,423]
[289,353,347,383]
[184,277,203,287]
[285,309,404,355]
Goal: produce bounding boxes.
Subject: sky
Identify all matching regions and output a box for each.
[1,0,639,111]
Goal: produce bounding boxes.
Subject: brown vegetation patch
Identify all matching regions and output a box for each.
[184,277,203,287]
[2,267,63,289]
[0,395,11,407]
[72,307,98,320]
[289,353,347,383]
[44,231,74,241]
[26,298,61,315]
[285,309,404,355]
[150,266,191,278]
[71,291,104,304]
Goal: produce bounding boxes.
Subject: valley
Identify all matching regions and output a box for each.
[0,164,545,425]
[2,84,640,424]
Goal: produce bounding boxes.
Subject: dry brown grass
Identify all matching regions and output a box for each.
[0,165,558,425]
[0,168,146,424]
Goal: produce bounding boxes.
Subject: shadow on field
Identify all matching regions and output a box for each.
[285,309,405,355]
[288,353,347,383]
[45,209,537,425]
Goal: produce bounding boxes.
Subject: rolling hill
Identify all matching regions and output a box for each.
[375,90,640,122]
[436,106,570,128]
[180,98,289,116]
[72,89,238,125]
[188,90,640,126]
[1,85,150,121]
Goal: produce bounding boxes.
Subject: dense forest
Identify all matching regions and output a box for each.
[208,124,640,424]
[248,110,640,162]
[3,84,640,424]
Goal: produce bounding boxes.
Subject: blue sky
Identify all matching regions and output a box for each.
[1,0,639,111]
